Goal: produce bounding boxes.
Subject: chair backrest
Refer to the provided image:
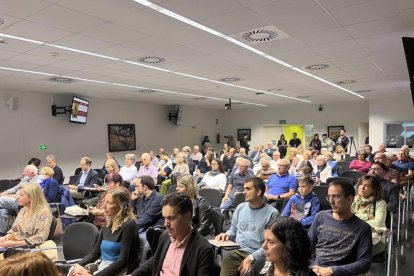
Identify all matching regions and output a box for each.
[167,185,177,194]
[47,216,58,240]
[62,222,99,261]
[341,171,366,183]
[68,175,78,185]
[74,167,82,176]
[313,186,331,211]
[337,161,352,171]
[234,193,245,209]
[0,179,14,193]
[198,189,223,208]
[94,169,105,180]
[209,208,225,235]
[325,177,355,186]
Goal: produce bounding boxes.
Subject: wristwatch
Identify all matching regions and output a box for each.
[248,255,255,263]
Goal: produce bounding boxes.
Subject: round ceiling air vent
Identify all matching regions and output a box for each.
[219,77,241,83]
[305,64,330,70]
[296,95,310,99]
[193,97,207,100]
[0,17,4,26]
[138,89,157,94]
[255,92,264,95]
[242,29,278,43]
[336,80,356,85]
[49,76,75,83]
[137,56,166,64]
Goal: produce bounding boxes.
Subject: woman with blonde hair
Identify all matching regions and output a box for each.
[0,251,60,276]
[160,152,189,195]
[333,145,345,161]
[0,183,53,248]
[176,174,212,236]
[72,188,139,275]
[39,166,61,203]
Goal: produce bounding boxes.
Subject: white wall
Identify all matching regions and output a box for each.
[217,102,369,151]
[369,95,414,151]
[0,91,219,179]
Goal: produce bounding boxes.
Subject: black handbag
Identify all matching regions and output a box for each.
[146,226,166,256]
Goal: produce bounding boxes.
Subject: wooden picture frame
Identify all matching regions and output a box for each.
[237,129,251,141]
[327,126,344,141]
[108,124,136,152]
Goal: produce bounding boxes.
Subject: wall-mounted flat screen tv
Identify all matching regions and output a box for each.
[69,96,89,124]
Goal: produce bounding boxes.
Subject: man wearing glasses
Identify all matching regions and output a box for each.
[308,180,372,276]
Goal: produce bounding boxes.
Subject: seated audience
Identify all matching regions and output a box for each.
[321,134,334,152]
[0,165,41,236]
[198,158,227,191]
[72,188,138,275]
[136,153,158,180]
[308,180,372,276]
[255,158,276,183]
[0,183,53,248]
[131,193,215,276]
[68,157,99,199]
[0,252,60,275]
[287,147,303,175]
[250,145,265,164]
[103,159,120,183]
[160,153,189,195]
[157,152,173,184]
[248,217,313,276]
[264,159,297,204]
[170,147,180,163]
[373,143,386,156]
[216,177,278,276]
[364,145,375,162]
[89,172,127,228]
[323,151,338,177]
[101,152,120,175]
[282,176,320,228]
[352,176,387,256]
[220,158,254,209]
[253,153,271,174]
[369,162,399,213]
[223,148,236,172]
[191,145,203,163]
[46,154,64,185]
[270,151,281,170]
[176,174,212,236]
[120,153,138,186]
[194,149,214,183]
[392,150,414,187]
[315,155,332,185]
[333,145,345,161]
[28,157,41,169]
[39,166,61,203]
[149,150,160,167]
[309,133,322,152]
[264,141,275,157]
[349,150,372,173]
[132,176,164,236]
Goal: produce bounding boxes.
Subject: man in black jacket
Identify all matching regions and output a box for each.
[46,154,64,185]
[131,193,215,276]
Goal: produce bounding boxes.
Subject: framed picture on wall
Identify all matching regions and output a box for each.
[327,126,344,141]
[108,124,136,152]
[237,129,251,141]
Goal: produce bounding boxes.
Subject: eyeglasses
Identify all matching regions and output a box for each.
[326,195,343,201]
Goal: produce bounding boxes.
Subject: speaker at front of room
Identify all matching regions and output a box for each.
[402,37,414,109]
[6,97,18,110]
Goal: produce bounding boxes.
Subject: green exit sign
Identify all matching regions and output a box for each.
[39,144,47,150]
[279,120,287,124]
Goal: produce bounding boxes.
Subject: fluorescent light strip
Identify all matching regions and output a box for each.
[0,66,266,107]
[0,32,309,103]
[132,0,364,99]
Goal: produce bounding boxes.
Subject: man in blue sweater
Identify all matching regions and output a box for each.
[215,177,278,276]
[309,180,372,276]
[282,175,320,228]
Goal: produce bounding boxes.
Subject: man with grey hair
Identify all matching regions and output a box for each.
[46,154,64,184]
[265,159,297,206]
[0,165,41,235]
[136,153,158,182]
[220,158,254,209]
[191,145,203,163]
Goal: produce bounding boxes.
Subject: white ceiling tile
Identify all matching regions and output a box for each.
[330,0,400,26]
[1,0,50,18]
[96,45,149,60]
[317,0,376,10]
[80,23,146,44]
[27,5,105,33]
[295,28,352,47]
[345,16,404,38]
[2,19,72,42]
[312,39,361,55]
[53,34,115,52]
[0,13,21,30]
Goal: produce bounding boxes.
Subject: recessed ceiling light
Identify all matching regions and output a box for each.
[0,37,7,44]
[355,90,372,93]
[138,89,157,94]
[305,64,330,70]
[49,76,76,83]
[255,92,264,95]
[219,77,241,83]
[336,80,356,85]
[296,95,310,99]
[137,56,166,64]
